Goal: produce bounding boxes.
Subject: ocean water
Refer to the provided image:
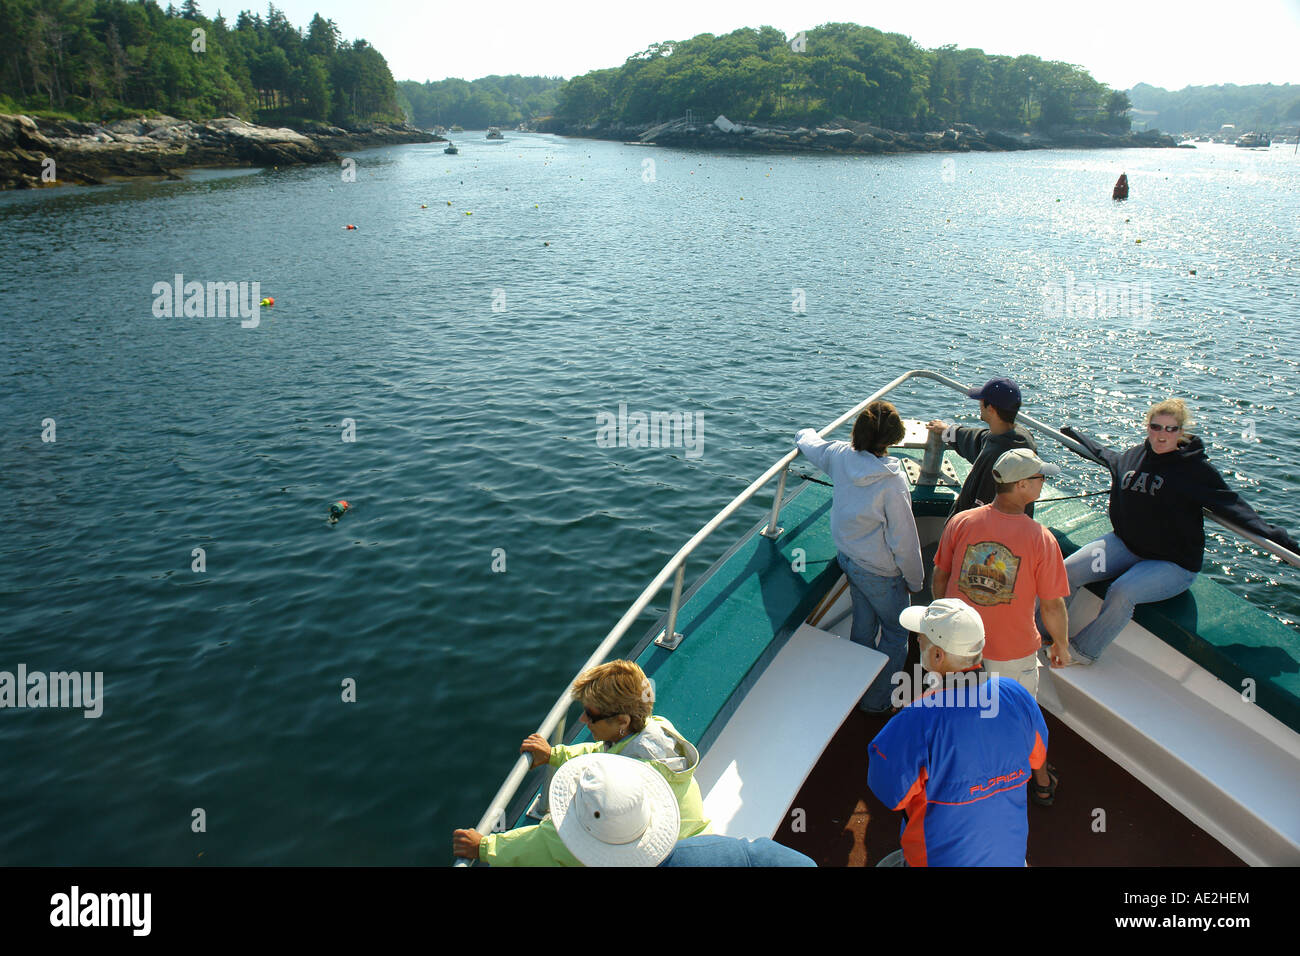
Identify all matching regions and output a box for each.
[1,134,1297,864]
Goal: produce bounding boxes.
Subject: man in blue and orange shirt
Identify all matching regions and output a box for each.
[867,599,1049,866]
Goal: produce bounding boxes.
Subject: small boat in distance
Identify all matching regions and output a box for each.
[1236,132,1271,148]
[444,143,458,154]
[486,127,505,140]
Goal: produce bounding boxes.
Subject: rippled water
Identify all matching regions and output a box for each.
[1,135,1297,864]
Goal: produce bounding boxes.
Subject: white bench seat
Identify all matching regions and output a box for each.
[695,623,887,839]
[1039,589,1300,866]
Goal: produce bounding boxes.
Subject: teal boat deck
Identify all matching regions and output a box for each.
[634,480,840,752]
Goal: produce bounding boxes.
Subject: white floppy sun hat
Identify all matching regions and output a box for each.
[549,753,680,867]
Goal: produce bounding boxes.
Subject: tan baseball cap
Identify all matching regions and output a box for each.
[992,448,1061,483]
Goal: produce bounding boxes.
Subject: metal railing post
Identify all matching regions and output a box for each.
[918,428,946,485]
[655,565,686,650]
[762,467,788,538]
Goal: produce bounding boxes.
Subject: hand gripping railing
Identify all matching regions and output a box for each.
[454,369,1300,864]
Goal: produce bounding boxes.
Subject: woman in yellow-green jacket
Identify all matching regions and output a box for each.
[452,660,710,865]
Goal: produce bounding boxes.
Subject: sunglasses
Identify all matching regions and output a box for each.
[1148,423,1182,433]
[583,707,621,723]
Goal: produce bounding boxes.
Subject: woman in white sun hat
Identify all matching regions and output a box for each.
[550,755,820,867]
[452,659,708,865]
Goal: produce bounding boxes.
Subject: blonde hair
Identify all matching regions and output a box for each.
[1146,398,1194,441]
[571,660,653,733]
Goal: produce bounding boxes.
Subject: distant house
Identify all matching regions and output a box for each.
[1128,107,1159,130]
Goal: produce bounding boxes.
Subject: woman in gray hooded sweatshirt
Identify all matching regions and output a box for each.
[796,401,925,713]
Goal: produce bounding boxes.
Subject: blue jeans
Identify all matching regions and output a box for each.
[837,553,910,711]
[660,836,817,867]
[1062,533,1198,663]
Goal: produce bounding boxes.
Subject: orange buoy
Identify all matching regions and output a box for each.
[344,224,357,230]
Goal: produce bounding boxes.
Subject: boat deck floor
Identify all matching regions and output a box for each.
[773,706,1245,866]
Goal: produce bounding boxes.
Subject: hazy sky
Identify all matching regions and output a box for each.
[228,0,1300,90]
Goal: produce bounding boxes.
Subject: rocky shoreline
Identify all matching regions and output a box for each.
[0,113,437,189]
[537,115,1182,153]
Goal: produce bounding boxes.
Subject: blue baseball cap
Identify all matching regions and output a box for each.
[966,377,1022,409]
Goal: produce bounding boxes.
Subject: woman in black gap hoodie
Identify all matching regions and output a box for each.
[1059,398,1298,664]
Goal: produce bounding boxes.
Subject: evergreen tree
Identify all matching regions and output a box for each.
[0,0,403,124]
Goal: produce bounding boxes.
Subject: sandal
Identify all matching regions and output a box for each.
[1030,764,1059,807]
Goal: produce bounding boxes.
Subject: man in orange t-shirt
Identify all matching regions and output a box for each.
[932,449,1071,804]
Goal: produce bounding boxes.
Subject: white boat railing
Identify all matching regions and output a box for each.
[455,368,1300,864]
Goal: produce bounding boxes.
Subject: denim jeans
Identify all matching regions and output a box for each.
[1062,533,1198,663]
[660,835,817,867]
[837,552,911,711]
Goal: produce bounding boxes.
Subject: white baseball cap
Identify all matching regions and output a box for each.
[549,753,680,867]
[899,599,986,656]
[992,448,1061,483]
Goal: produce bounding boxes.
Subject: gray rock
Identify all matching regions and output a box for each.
[985,129,1036,149]
[2,112,442,188]
[851,134,887,152]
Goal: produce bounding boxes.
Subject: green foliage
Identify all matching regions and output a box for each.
[396,75,563,128]
[0,0,402,125]
[1128,82,1299,133]
[551,23,1125,132]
